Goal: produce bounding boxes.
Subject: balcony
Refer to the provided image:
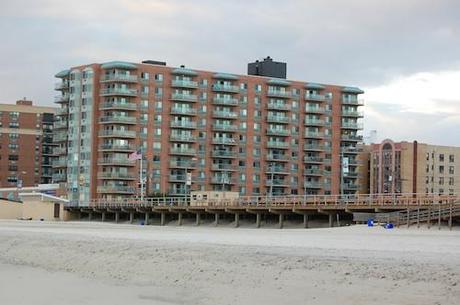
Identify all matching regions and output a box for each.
[342,97,364,106]
[212,111,238,119]
[342,110,364,117]
[99,143,135,151]
[169,134,197,142]
[212,97,239,106]
[211,177,236,184]
[100,74,138,83]
[52,159,67,168]
[305,93,326,102]
[54,81,69,90]
[304,131,324,139]
[100,88,138,96]
[99,116,137,124]
[344,171,359,178]
[267,115,289,124]
[305,169,323,176]
[54,121,68,129]
[212,138,237,145]
[98,172,135,180]
[97,157,135,166]
[266,154,289,162]
[56,107,69,116]
[169,160,196,168]
[266,179,289,187]
[170,121,197,129]
[212,151,236,158]
[211,164,236,171]
[267,103,290,111]
[266,166,289,174]
[304,182,322,189]
[303,143,324,151]
[171,93,198,102]
[267,90,291,98]
[212,84,239,93]
[99,129,136,138]
[341,122,363,129]
[54,147,67,155]
[212,123,238,132]
[304,156,324,163]
[53,133,67,142]
[97,185,135,194]
[304,119,325,126]
[341,134,363,142]
[170,107,197,116]
[171,80,198,88]
[343,183,359,190]
[52,173,66,182]
[169,174,186,182]
[305,106,326,114]
[266,141,289,149]
[99,101,137,111]
[170,147,196,155]
[54,94,70,103]
[266,128,290,136]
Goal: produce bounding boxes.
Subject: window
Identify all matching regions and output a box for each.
[255,84,262,92]
[9,122,19,128]
[449,155,455,162]
[155,74,163,81]
[8,155,18,161]
[449,166,454,175]
[439,177,444,185]
[141,72,149,80]
[439,154,444,162]
[439,165,444,174]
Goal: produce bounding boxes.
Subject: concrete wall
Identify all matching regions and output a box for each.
[190,191,239,206]
[0,199,23,219]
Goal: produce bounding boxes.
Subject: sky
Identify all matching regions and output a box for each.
[0,0,459,145]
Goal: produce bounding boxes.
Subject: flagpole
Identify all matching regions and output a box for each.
[140,153,144,201]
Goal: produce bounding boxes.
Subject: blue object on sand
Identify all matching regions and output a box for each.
[140,221,145,226]
[367,219,374,227]
[385,223,394,229]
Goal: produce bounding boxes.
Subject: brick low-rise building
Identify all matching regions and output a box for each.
[0,99,56,188]
[53,58,364,204]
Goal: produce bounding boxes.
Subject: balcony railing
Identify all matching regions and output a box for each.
[212,124,238,131]
[52,173,66,182]
[342,97,364,106]
[266,128,290,136]
[342,110,364,117]
[212,84,239,93]
[99,101,137,110]
[100,74,138,83]
[303,143,324,150]
[305,107,326,114]
[266,141,289,149]
[54,82,69,90]
[52,159,67,168]
[171,93,197,102]
[211,164,235,171]
[212,138,237,145]
[97,158,135,166]
[171,80,198,88]
[99,116,137,124]
[169,134,197,142]
[304,156,324,163]
[305,169,323,175]
[170,121,197,128]
[212,97,239,106]
[304,119,324,126]
[170,147,196,155]
[267,115,289,123]
[97,185,135,193]
[266,179,289,186]
[267,90,291,98]
[267,103,290,111]
[266,154,289,161]
[305,93,326,101]
[169,160,196,168]
[98,172,135,180]
[54,94,70,103]
[304,182,322,188]
[212,151,236,158]
[100,88,138,96]
[170,107,197,115]
[212,111,238,119]
[98,130,136,138]
[98,144,135,151]
[341,122,363,129]
[341,134,363,141]
[304,131,324,138]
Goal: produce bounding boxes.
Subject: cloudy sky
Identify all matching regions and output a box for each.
[0,0,459,145]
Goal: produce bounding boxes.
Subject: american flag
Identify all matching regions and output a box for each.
[128,149,142,161]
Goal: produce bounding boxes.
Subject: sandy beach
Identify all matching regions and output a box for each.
[0,220,459,305]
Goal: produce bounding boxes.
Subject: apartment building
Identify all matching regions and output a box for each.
[0,100,56,188]
[53,57,364,203]
[369,139,460,195]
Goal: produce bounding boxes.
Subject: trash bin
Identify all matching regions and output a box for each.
[367,219,374,227]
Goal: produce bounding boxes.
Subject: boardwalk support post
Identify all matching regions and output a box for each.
[160,212,166,226]
[214,213,219,226]
[115,211,119,223]
[234,213,240,228]
[278,214,284,229]
[196,213,201,226]
[129,212,134,224]
[303,214,309,229]
[101,212,106,222]
[144,212,149,225]
[178,212,183,226]
[329,214,333,228]
[256,213,261,228]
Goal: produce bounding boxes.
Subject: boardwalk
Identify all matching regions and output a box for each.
[65,193,459,228]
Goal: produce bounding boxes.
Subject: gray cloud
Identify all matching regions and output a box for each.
[0,0,459,144]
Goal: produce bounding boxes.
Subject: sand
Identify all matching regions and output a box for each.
[0,220,459,305]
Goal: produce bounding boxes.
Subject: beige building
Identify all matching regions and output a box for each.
[369,140,460,195]
[0,193,69,221]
